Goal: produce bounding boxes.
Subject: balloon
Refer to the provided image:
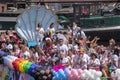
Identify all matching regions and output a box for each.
[77,69,83,75]
[95,71,102,77]
[58,69,66,79]
[80,73,86,80]
[116,69,120,76]
[84,69,91,79]
[117,77,120,80]
[52,70,57,76]
[64,68,70,75]
[111,71,117,78]
[71,69,79,80]
[3,55,17,69]
[52,77,57,80]
[52,70,59,80]
[96,77,101,80]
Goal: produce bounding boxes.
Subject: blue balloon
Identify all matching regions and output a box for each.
[58,69,66,79]
[28,64,36,75]
[64,68,69,74]
[52,70,57,76]
[3,57,8,65]
[52,77,57,80]
[0,51,5,55]
[64,69,69,80]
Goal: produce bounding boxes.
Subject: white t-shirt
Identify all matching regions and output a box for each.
[47,27,55,34]
[68,44,73,49]
[57,33,67,44]
[100,55,108,66]
[76,31,86,39]
[88,58,100,67]
[39,28,44,33]
[32,52,39,58]
[61,57,71,69]
[59,44,68,55]
[20,51,30,60]
[70,55,75,64]
[111,54,118,68]
[61,57,69,64]
[72,26,80,36]
[80,53,90,68]
[36,31,44,42]
[68,55,75,67]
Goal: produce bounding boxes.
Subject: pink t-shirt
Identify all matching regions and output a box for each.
[43,45,52,51]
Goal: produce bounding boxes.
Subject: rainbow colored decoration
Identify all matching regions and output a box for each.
[2,54,52,80]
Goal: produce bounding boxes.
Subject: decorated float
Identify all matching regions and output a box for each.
[0,5,119,80]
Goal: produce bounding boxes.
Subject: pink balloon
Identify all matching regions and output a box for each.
[77,69,83,75]
[67,71,73,80]
[71,69,79,80]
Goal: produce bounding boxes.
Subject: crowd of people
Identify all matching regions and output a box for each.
[0,22,119,78]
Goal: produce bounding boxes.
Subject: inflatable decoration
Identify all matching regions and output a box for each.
[33,68,53,80]
[15,5,57,47]
[3,55,17,69]
[0,51,9,64]
[111,69,120,80]
[52,64,65,72]
[52,68,103,80]
[2,54,53,80]
[1,52,104,80]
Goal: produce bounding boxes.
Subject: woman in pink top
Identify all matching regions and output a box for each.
[43,38,53,51]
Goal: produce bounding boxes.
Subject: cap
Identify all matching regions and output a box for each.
[6,44,13,50]
[59,39,63,42]
[45,37,51,41]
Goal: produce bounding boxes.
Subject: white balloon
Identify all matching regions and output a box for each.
[90,69,96,74]
[116,69,120,76]
[84,69,90,78]
[81,73,86,80]
[96,77,101,80]
[111,71,117,78]
[89,74,94,80]
[95,71,102,77]
[117,76,120,80]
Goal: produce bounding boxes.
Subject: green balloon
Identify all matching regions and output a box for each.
[23,62,32,73]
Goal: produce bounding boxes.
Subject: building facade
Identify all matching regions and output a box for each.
[0,3,7,13]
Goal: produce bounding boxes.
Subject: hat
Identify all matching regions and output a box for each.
[45,37,51,41]
[6,44,13,50]
[59,39,63,42]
